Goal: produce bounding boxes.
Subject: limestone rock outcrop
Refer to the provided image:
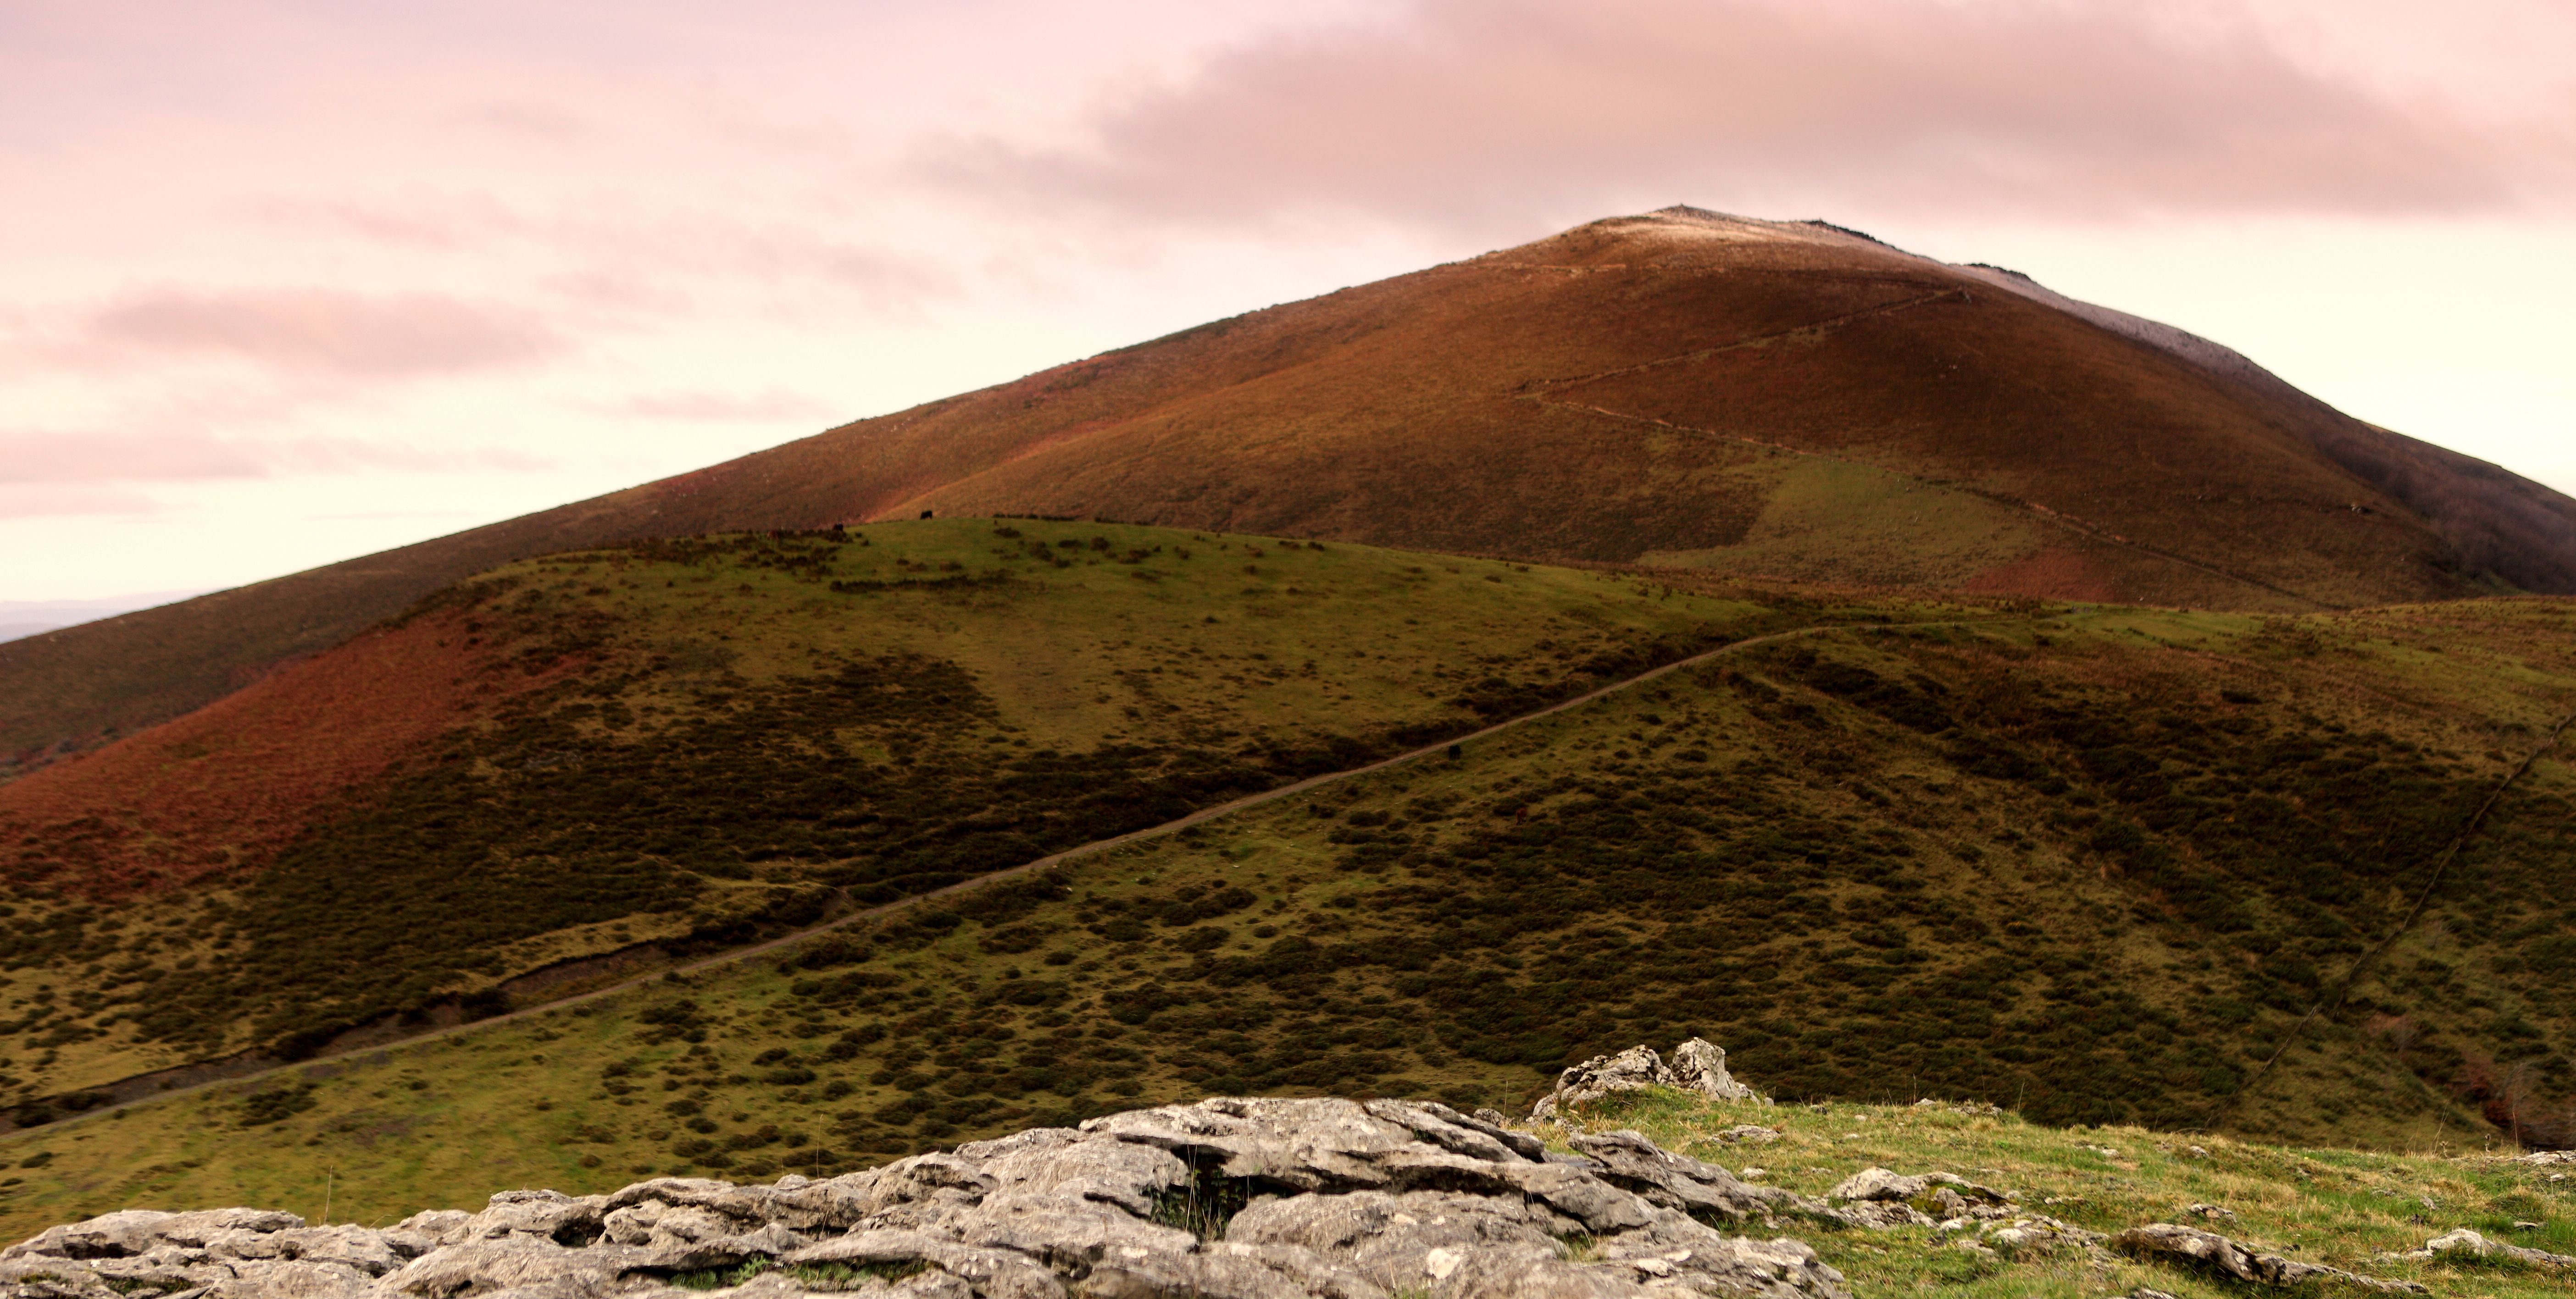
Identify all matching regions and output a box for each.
[1668,1042,1766,1106]
[0,1098,1847,1299]
[1529,1040,1765,1121]
[1816,1167,2012,1232]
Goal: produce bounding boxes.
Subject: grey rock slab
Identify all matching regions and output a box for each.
[787,1228,1063,1299]
[2111,1224,2426,1293]
[937,1196,1199,1275]
[4,1210,306,1261]
[454,1190,611,1246]
[1078,1244,1364,1299]
[1229,1187,1843,1299]
[379,1236,655,1298]
[1084,1097,1443,1193]
[1825,1168,2004,1206]
[2404,1228,2576,1267]
[636,1223,811,1271]
[954,1124,1190,1219]
[1363,1100,1548,1164]
[201,1259,377,1299]
[1565,1131,1807,1222]
[1828,1203,1934,1231]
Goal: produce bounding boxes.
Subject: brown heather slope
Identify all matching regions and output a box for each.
[8,208,2573,767]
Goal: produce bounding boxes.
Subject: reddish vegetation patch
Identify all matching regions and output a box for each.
[0,611,566,899]
[1963,548,2116,602]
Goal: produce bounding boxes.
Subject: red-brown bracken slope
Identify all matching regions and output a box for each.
[8,208,2574,764]
[0,609,571,897]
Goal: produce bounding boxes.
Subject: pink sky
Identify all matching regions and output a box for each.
[4,0,2572,605]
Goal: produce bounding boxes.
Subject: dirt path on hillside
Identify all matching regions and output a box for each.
[8,615,1975,1138]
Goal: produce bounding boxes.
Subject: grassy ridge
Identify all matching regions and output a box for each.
[0,522,1789,1103]
[2,599,2572,1239]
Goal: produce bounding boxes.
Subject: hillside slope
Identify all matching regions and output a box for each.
[0,522,1787,1097]
[0,601,2571,1236]
[3,540,2570,1185]
[12,209,2574,768]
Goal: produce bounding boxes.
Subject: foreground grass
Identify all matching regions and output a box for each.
[7,1067,2571,1299]
[1551,1088,2576,1299]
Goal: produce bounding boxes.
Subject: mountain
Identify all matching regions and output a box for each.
[4,210,2574,1204]
[10,208,2576,771]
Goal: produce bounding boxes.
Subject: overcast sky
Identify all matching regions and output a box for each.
[5,0,2572,605]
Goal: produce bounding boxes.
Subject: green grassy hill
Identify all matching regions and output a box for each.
[0,521,1812,1100]
[2,590,2570,1240]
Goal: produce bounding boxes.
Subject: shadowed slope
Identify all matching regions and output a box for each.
[9,209,2572,766]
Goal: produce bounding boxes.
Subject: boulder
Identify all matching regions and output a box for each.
[2111,1223,2426,1293]
[0,1097,1850,1299]
[1530,1039,1765,1120]
[1671,1040,1768,1105]
[2400,1228,2575,1267]
[1824,1168,2004,1206]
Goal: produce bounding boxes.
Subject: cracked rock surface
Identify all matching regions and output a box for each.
[0,1098,1846,1299]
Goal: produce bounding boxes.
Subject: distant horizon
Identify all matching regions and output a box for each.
[0,591,215,644]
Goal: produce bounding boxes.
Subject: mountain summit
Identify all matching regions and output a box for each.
[7,208,2573,764]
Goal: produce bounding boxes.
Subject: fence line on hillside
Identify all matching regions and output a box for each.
[2209,705,2576,1130]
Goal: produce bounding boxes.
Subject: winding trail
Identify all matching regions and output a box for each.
[6,613,1973,1141]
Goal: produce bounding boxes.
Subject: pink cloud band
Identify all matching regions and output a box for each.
[83,287,565,377]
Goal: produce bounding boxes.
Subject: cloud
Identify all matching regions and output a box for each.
[920,0,2570,229]
[597,388,836,422]
[244,192,533,251]
[0,427,553,487]
[451,99,594,143]
[244,196,960,316]
[81,287,566,377]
